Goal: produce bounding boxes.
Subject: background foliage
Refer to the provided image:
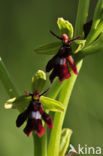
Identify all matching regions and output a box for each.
[0,0,103,156]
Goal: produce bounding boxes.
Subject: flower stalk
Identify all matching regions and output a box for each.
[33,131,47,156]
[48,62,82,156]
[48,1,90,156]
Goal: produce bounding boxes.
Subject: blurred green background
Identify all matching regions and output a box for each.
[0,0,103,156]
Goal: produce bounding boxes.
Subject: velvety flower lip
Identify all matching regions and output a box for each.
[16,89,53,137]
[48,57,71,83]
[46,31,79,83]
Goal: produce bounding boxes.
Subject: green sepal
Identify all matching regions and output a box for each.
[5,95,31,112]
[59,128,72,156]
[32,70,46,93]
[71,39,86,54]
[34,41,61,55]
[57,18,73,39]
[40,96,64,112]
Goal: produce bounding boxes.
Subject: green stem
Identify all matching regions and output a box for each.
[48,1,90,156]
[47,79,66,99]
[48,62,82,156]
[0,57,19,97]
[33,132,47,156]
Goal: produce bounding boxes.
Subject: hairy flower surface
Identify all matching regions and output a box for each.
[46,32,79,83]
[16,90,53,137]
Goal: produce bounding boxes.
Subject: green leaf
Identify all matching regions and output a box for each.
[57,18,73,39]
[32,70,46,93]
[86,1,103,45]
[92,0,103,29]
[5,95,31,112]
[59,128,72,156]
[40,96,64,112]
[34,41,61,55]
[86,21,103,45]
[0,57,19,98]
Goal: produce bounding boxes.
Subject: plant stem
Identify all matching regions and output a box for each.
[47,62,82,156]
[48,1,90,156]
[0,57,19,97]
[47,79,66,99]
[33,132,47,156]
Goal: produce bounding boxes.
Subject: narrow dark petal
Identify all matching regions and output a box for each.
[16,110,28,127]
[42,112,53,129]
[67,56,78,75]
[83,20,92,38]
